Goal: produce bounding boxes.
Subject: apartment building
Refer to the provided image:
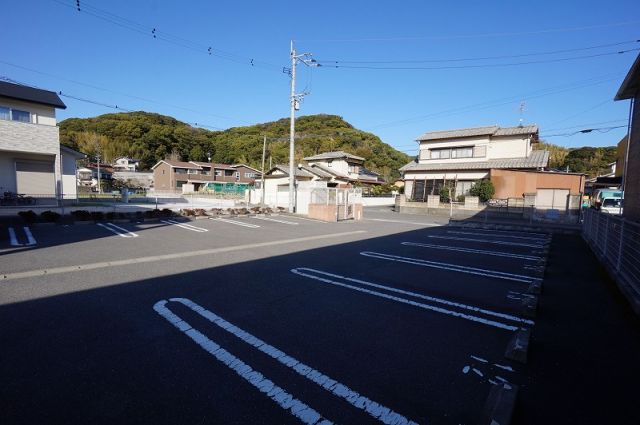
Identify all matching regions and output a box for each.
[151,160,261,191]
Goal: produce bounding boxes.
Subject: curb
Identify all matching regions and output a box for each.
[484,383,519,425]
[505,328,531,364]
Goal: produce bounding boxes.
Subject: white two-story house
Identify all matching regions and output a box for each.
[400,125,548,200]
[0,81,69,200]
[303,151,384,186]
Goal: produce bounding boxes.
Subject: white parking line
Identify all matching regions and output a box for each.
[97,222,139,238]
[253,216,300,225]
[366,218,442,227]
[427,235,546,249]
[447,230,550,242]
[360,251,538,284]
[451,227,548,238]
[291,268,533,330]
[7,227,36,247]
[23,226,37,245]
[8,227,21,246]
[155,298,417,425]
[211,217,261,228]
[401,242,543,261]
[161,219,209,232]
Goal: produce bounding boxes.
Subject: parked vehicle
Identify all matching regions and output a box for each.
[591,189,622,209]
[600,197,623,214]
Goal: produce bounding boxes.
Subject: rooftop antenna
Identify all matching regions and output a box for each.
[518,101,526,127]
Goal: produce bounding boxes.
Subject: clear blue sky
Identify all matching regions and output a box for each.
[2,0,639,155]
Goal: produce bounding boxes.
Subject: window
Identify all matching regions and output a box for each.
[327,160,333,167]
[451,147,473,158]
[214,170,222,176]
[175,168,187,174]
[11,109,30,123]
[224,170,234,177]
[235,172,240,181]
[245,172,256,178]
[0,106,9,120]
[187,169,198,174]
[430,149,450,159]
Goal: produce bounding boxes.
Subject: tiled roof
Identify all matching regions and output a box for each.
[303,151,365,161]
[309,163,350,179]
[416,125,538,141]
[400,150,549,172]
[0,80,66,109]
[267,165,316,178]
[190,161,235,170]
[161,160,202,169]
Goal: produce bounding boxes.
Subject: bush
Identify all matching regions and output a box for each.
[160,208,173,217]
[71,210,92,221]
[181,208,195,216]
[90,211,104,221]
[469,179,495,202]
[106,212,116,220]
[456,195,466,203]
[18,210,38,223]
[439,186,452,203]
[40,210,61,222]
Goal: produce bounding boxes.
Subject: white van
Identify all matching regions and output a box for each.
[600,197,623,214]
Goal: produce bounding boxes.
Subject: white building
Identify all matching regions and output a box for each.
[0,81,67,199]
[303,151,383,186]
[400,125,548,199]
[113,156,140,172]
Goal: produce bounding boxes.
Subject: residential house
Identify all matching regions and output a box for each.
[77,163,114,191]
[60,145,85,199]
[615,53,640,222]
[303,151,384,186]
[400,125,548,200]
[112,156,140,172]
[0,81,66,198]
[151,160,262,192]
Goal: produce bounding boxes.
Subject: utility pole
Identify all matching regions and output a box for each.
[261,135,267,206]
[287,40,318,213]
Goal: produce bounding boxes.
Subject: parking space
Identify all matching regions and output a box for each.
[1,214,550,424]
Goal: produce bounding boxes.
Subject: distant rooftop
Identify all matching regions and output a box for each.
[400,149,549,172]
[0,80,66,109]
[303,151,365,162]
[416,125,538,142]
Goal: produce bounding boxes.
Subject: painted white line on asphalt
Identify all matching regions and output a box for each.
[23,227,36,245]
[154,300,331,425]
[447,230,550,242]
[277,215,326,223]
[161,219,209,233]
[211,217,261,228]
[2,230,366,281]
[156,298,417,425]
[8,227,22,246]
[360,251,537,284]
[401,241,543,261]
[253,216,300,225]
[452,227,548,238]
[427,235,546,249]
[97,222,139,238]
[366,218,442,227]
[291,268,532,330]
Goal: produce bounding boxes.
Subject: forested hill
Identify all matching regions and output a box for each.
[59,112,411,181]
[534,142,618,177]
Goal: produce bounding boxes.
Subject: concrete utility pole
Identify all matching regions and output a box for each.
[261,135,267,206]
[287,40,318,213]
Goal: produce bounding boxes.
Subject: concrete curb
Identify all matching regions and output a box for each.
[484,383,519,425]
[520,296,538,319]
[505,328,531,364]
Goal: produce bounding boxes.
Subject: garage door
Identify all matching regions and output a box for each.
[537,189,569,210]
[16,161,55,195]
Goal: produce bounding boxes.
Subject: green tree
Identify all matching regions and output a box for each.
[469,179,495,202]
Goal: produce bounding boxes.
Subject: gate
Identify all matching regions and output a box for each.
[309,187,362,221]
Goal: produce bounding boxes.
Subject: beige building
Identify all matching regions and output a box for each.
[151,160,261,192]
[0,81,67,199]
[401,125,548,200]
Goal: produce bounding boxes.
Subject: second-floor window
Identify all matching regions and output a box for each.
[0,106,31,123]
[429,146,474,160]
[224,170,234,177]
[214,170,222,176]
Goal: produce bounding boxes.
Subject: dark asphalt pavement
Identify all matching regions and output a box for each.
[0,209,638,424]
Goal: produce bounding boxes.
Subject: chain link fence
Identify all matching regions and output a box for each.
[582,208,640,314]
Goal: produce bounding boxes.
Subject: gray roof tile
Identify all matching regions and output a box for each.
[400,150,549,172]
[416,124,538,141]
[303,150,365,161]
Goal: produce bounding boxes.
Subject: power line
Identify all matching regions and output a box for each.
[52,0,283,72]
[295,20,640,43]
[320,40,640,64]
[317,48,640,70]
[0,59,232,121]
[367,73,623,131]
[541,125,627,138]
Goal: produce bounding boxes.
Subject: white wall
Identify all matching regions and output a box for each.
[61,152,78,199]
[0,97,57,126]
[418,134,532,164]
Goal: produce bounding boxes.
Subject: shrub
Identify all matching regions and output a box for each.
[439,186,452,203]
[106,212,116,220]
[194,208,207,216]
[71,210,92,221]
[182,208,195,216]
[469,179,495,202]
[40,210,61,222]
[160,208,173,217]
[456,195,466,203]
[90,211,104,221]
[19,210,38,223]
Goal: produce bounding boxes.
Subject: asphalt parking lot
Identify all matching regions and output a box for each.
[1,208,639,424]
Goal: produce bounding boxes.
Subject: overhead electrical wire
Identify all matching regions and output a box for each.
[0,59,232,121]
[541,125,627,138]
[51,0,283,72]
[320,39,639,64]
[317,48,640,70]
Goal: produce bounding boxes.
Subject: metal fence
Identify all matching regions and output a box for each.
[582,208,640,312]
